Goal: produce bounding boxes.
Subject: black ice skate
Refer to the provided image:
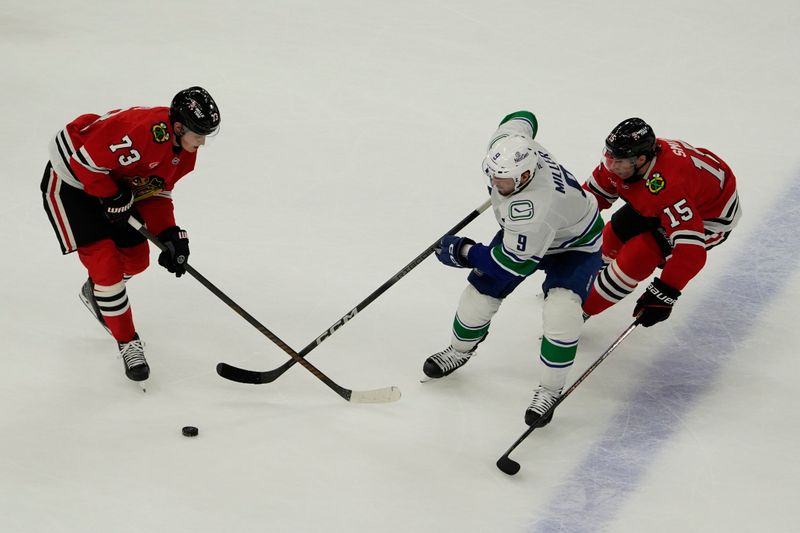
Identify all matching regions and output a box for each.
[79,278,111,334]
[423,346,474,379]
[118,333,149,382]
[525,385,562,427]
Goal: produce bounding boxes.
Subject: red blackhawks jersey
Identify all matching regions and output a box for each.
[584,138,741,290]
[47,106,197,235]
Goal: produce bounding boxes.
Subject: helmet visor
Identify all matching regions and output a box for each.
[184,121,220,137]
[602,147,636,173]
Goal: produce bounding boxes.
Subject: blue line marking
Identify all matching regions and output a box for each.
[530,180,798,532]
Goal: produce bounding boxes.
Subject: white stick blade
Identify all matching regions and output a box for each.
[349,386,401,404]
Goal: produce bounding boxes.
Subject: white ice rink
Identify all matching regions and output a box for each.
[2,1,799,532]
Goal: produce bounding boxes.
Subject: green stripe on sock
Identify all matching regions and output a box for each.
[452,315,490,341]
[540,337,578,365]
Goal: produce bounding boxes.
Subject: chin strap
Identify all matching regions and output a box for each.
[171,123,185,154]
[625,156,656,184]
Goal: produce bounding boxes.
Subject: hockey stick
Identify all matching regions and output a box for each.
[496,321,639,476]
[128,218,400,404]
[216,197,493,385]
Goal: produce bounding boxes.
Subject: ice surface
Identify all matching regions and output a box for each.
[1,1,799,532]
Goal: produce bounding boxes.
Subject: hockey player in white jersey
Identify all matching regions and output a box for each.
[425,111,604,426]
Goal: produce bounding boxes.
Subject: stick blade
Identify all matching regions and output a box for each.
[349,386,402,404]
[216,362,263,384]
[496,456,521,476]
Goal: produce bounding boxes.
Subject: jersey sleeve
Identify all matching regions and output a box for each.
[67,114,150,198]
[658,197,708,290]
[487,111,538,149]
[135,196,176,235]
[583,164,618,210]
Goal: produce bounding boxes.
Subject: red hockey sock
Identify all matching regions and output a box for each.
[583,232,665,316]
[77,239,137,342]
[93,281,136,342]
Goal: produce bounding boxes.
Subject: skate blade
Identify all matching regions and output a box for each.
[78,293,111,335]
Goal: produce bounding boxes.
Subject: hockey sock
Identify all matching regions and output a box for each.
[77,239,137,342]
[540,288,583,390]
[582,261,639,315]
[539,364,570,392]
[583,232,664,316]
[450,284,501,353]
[94,280,135,342]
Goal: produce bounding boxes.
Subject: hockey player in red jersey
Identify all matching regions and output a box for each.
[40,87,221,383]
[581,118,741,327]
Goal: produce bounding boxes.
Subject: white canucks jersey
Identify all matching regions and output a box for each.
[485,116,602,278]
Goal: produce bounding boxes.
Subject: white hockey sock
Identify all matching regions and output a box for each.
[539,288,584,391]
[450,284,502,353]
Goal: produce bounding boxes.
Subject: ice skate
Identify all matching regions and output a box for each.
[79,278,111,334]
[118,333,149,382]
[524,385,562,427]
[422,346,474,379]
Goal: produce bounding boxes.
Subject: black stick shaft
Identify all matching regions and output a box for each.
[497,322,639,468]
[218,198,492,384]
[128,218,362,402]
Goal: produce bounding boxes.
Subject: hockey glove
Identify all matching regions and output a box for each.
[157,226,190,277]
[435,235,475,268]
[99,187,134,223]
[633,277,681,327]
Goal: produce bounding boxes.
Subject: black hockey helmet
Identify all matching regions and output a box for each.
[170,86,220,135]
[605,118,656,159]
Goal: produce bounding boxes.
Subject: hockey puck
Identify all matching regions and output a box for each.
[182,426,199,437]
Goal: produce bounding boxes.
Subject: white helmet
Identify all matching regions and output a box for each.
[482,135,538,193]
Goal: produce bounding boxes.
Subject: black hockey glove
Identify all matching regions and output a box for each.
[633,277,681,327]
[435,235,476,268]
[157,226,190,277]
[99,187,134,223]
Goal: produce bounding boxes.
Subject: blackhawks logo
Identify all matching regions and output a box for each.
[646,172,665,194]
[123,175,167,201]
[151,122,170,143]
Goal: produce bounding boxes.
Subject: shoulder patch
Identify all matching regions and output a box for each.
[646,172,666,194]
[152,122,170,143]
[508,200,534,221]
